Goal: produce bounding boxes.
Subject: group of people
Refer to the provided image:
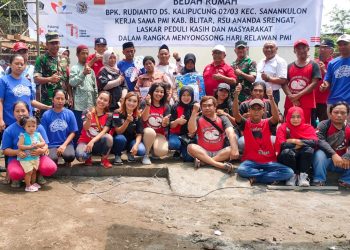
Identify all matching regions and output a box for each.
[0,31,350,192]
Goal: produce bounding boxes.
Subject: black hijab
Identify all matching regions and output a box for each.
[181,53,197,75]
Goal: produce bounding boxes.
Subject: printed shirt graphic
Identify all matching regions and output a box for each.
[118,60,138,91]
[285,61,321,109]
[49,119,68,132]
[325,57,350,104]
[40,108,78,147]
[197,116,230,152]
[144,105,169,136]
[0,75,34,126]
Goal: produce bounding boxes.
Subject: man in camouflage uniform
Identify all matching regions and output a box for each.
[231,40,257,102]
[34,32,72,106]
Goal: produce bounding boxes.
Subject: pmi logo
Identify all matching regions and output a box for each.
[51,1,67,13]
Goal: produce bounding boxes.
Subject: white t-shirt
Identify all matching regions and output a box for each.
[256,55,287,91]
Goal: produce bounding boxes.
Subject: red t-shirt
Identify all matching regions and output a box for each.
[197,115,231,152]
[78,111,112,144]
[144,105,170,136]
[327,123,350,156]
[241,118,276,163]
[314,57,333,104]
[285,61,321,110]
[87,54,104,79]
[170,106,184,135]
[203,61,236,96]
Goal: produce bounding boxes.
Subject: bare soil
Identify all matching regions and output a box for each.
[1,174,350,250]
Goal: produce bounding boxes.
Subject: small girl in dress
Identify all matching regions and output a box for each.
[17,117,46,192]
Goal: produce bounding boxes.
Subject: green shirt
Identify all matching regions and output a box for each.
[231,57,257,102]
[34,52,69,105]
[69,63,98,111]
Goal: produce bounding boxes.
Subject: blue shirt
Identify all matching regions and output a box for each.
[41,108,78,148]
[325,57,350,104]
[0,75,35,125]
[5,65,36,95]
[117,60,145,91]
[2,123,49,162]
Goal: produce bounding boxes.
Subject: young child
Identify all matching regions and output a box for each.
[17,117,46,192]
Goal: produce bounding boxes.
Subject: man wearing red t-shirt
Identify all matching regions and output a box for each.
[313,101,350,187]
[203,45,237,96]
[87,37,107,79]
[233,83,293,185]
[187,96,239,172]
[283,39,321,124]
[313,39,334,124]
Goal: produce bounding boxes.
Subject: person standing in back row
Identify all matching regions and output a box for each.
[256,41,287,105]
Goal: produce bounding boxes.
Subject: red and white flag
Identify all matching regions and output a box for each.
[310,36,321,42]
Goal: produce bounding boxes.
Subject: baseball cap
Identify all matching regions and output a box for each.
[336,34,350,43]
[95,37,107,45]
[235,40,247,48]
[45,32,60,43]
[218,83,230,91]
[12,42,28,52]
[316,38,335,48]
[249,98,264,108]
[212,44,226,53]
[294,39,309,48]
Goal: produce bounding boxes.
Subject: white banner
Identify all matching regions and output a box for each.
[28,0,323,47]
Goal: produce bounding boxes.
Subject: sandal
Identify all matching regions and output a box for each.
[339,181,350,188]
[223,162,234,174]
[194,158,201,169]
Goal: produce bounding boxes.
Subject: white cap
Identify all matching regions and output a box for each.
[212,44,226,53]
[337,34,350,43]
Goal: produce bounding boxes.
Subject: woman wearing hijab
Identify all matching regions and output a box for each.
[275,107,318,187]
[169,86,196,161]
[97,51,126,112]
[180,53,197,75]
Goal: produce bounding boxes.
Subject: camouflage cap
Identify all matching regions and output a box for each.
[45,32,60,43]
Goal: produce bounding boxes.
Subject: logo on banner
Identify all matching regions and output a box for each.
[37,27,45,35]
[76,2,88,14]
[51,1,67,13]
[66,24,78,38]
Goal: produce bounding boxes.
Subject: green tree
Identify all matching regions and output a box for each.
[324,4,350,34]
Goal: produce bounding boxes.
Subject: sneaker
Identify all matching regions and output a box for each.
[32,183,41,189]
[37,175,47,185]
[10,180,21,188]
[298,172,310,187]
[25,185,38,192]
[286,174,297,186]
[84,157,93,166]
[127,153,135,162]
[101,158,112,169]
[142,155,152,165]
[113,155,123,165]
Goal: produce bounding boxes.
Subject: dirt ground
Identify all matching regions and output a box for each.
[1,173,350,250]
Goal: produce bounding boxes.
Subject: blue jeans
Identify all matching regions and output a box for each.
[113,134,146,156]
[168,133,193,162]
[237,160,294,183]
[313,149,350,184]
